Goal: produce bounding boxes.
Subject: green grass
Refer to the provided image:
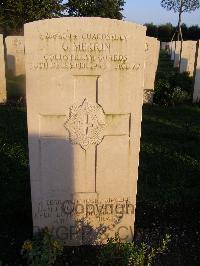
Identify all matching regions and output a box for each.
[156,50,175,80]
[136,105,200,266]
[139,105,200,204]
[6,75,26,100]
[0,106,32,265]
[154,51,194,106]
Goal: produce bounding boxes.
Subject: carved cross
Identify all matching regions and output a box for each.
[64,78,131,193]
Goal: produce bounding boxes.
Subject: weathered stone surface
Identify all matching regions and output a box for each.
[174,41,181,68]
[193,41,200,103]
[144,37,160,104]
[0,35,6,103]
[5,36,25,76]
[25,18,146,245]
[180,41,197,76]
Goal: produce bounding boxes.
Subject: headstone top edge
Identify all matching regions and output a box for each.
[183,40,197,44]
[146,36,159,41]
[24,17,146,30]
[5,36,24,40]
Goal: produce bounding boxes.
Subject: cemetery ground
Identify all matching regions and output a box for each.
[0,53,200,265]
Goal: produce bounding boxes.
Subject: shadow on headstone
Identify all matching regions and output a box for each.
[30,133,132,245]
[180,58,188,73]
[6,54,16,77]
[29,135,125,245]
[193,68,200,103]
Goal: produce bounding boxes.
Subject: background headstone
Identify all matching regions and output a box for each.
[25,18,146,246]
[161,42,167,50]
[5,36,25,76]
[171,41,176,61]
[0,35,6,103]
[161,42,171,54]
[180,41,197,76]
[193,41,200,102]
[174,41,181,68]
[160,42,166,50]
[144,37,160,103]
[166,42,172,55]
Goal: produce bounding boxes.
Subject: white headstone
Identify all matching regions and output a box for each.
[174,41,181,68]
[161,42,165,50]
[171,41,176,61]
[180,41,197,76]
[25,18,146,245]
[0,35,6,103]
[5,36,25,76]
[193,42,200,103]
[144,37,160,103]
[161,42,171,54]
[166,42,172,55]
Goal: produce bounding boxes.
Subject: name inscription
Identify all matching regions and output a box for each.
[29,31,141,71]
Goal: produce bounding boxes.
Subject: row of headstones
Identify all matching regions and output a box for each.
[0,18,161,245]
[161,40,200,103]
[0,34,159,104]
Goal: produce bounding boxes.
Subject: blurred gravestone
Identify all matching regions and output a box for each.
[5,36,25,77]
[166,42,171,55]
[161,42,167,50]
[174,41,181,68]
[193,41,200,103]
[161,42,171,54]
[180,41,197,76]
[0,35,6,103]
[144,36,160,103]
[171,41,176,61]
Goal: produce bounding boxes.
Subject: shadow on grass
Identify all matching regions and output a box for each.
[6,75,26,101]
[0,106,32,265]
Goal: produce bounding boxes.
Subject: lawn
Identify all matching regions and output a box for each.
[137,104,200,265]
[0,106,32,265]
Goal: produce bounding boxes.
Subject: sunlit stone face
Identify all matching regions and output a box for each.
[25,18,146,245]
